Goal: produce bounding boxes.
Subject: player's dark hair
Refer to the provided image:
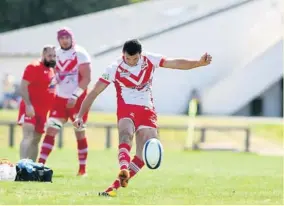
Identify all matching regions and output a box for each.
[122,39,142,55]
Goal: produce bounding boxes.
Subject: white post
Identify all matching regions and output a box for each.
[184,98,198,150]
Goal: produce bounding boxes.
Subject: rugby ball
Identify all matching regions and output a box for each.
[142,138,163,169]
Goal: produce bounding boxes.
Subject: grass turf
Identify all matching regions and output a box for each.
[0,110,282,204]
[0,148,283,205]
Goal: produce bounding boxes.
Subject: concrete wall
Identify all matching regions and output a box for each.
[235,79,283,117]
[201,40,283,115]
[261,80,282,117]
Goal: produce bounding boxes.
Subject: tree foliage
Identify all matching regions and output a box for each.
[0,0,146,32]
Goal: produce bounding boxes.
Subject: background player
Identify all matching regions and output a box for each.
[18,45,56,161]
[38,28,91,176]
[73,39,212,196]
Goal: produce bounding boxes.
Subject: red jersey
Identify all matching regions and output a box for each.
[22,60,56,112]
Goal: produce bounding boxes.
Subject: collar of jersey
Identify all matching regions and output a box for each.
[123,56,143,68]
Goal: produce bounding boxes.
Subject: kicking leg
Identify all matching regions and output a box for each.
[38,118,65,164]
[117,118,135,187]
[135,127,158,160]
[129,127,157,178]
[100,118,135,196]
[100,127,157,197]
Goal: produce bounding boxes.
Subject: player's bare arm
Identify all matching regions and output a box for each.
[67,63,91,108]
[73,80,108,128]
[20,79,35,117]
[78,63,91,90]
[161,53,212,70]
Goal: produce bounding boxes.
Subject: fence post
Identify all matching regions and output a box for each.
[245,129,250,152]
[58,128,64,149]
[200,128,206,143]
[105,126,111,149]
[9,124,15,148]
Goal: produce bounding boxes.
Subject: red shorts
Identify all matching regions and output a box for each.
[17,101,48,134]
[49,95,88,123]
[117,105,157,131]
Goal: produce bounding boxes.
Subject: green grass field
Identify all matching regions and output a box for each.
[0,149,283,205]
[0,110,283,204]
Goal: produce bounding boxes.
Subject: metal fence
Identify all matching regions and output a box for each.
[0,121,251,152]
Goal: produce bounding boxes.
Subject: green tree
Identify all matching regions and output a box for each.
[0,0,147,33]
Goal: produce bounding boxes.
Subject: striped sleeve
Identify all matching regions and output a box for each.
[99,63,117,84]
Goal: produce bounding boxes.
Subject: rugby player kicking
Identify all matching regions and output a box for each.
[73,39,212,195]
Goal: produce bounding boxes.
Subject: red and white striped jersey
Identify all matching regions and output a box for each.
[55,45,91,98]
[99,52,165,108]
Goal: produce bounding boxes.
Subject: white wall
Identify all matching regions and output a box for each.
[201,40,283,115]
[0,0,246,55]
[0,57,35,80]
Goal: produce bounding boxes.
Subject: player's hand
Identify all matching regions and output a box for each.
[66,98,77,108]
[73,117,83,129]
[25,105,35,117]
[199,53,212,66]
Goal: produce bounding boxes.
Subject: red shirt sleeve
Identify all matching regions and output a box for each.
[159,57,166,67]
[22,64,36,83]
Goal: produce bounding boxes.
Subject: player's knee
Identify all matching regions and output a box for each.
[23,123,35,132]
[31,135,41,145]
[135,129,144,139]
[46,118,63,131]
[21,134,34,146]
[74,130,85,139]
[22,123,35,138]
[22,135,33,142]
[119,130,133,144]
[137,128,157,139]
[74,124,86,133]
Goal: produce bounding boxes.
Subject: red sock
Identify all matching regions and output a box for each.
[105,156,144,193]
[118,143,131,170]
[129,155,144,178]
[105,179,120,193]
[38,135,55,164]
[77,137,88,173]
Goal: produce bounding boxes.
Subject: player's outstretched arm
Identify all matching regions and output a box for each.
[161,53,212,70]
[76,80,108,119]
